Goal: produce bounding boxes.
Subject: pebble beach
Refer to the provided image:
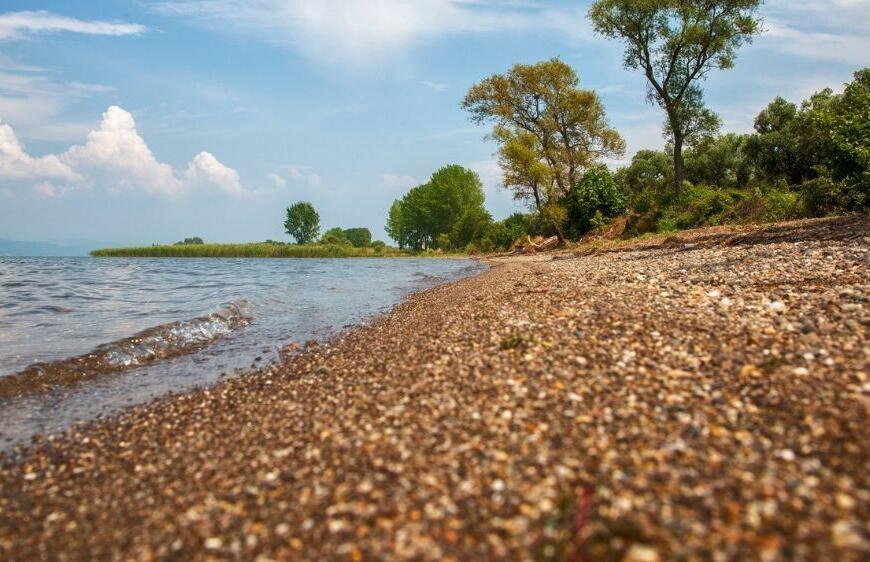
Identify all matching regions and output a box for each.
[1,215,867,560]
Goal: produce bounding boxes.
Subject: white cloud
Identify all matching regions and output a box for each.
[268,172,286,188]
[422,80,448,92]
[0,105,246,197]
[153,0,590,65]
[0,10,146,41]
[186,151,244,194]
[63,106,183,195]
[381,172,417,191]
[0,121,79,182]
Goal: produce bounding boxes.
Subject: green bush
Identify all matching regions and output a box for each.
[760,186,800,222]
[568,166,627,236]
[343,227,372,248]
[656,184,747,232]
[489,213,531,250]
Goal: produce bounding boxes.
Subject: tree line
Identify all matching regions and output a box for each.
[283,202,381,249]
[282,1,865,253]
[382,0,866,251]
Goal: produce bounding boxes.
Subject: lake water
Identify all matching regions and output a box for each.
[0,257,484,451]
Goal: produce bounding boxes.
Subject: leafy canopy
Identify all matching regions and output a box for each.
[385,165,489,250]
[462,58,624,238]
[284,201,320,244]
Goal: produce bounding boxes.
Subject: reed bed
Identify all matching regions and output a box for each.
[90,243,414,258]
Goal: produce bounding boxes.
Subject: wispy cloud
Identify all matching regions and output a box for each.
[152,0,590,66]
[0,10,146,41]
[285,165,322,187]
[422,80,448,92]
[760,0,870,65]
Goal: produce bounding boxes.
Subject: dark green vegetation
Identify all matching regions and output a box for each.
[90,242,409,258]
[386,165,491,251]
[175,237,204,245]
[284,201,320,244]
[621,68,870,235]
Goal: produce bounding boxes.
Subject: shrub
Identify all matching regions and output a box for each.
[761,186,800,222]
[656,184,747,232]
[568,166,627,236]
[489,213,531,250]
[343,227,372,248]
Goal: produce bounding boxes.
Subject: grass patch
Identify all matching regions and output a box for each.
[91,243,417,258]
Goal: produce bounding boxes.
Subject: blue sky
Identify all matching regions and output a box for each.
[0,0,867,246]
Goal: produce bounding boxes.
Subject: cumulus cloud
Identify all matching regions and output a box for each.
[0,105,245,197]
[0,10,146,41]
[63,106,182,195]
[186,151,244,194]
[152,0,590,65]
[0,121,79,182]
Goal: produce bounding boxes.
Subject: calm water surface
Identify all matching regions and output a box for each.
[0,257,484,451]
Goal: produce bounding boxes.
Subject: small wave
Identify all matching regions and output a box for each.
[0,301,252,398]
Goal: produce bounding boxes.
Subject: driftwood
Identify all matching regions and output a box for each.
[513,235,559,254]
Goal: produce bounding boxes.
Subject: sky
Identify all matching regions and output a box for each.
[0,0,867,246]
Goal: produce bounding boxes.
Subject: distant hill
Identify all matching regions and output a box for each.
[0,239,97,257]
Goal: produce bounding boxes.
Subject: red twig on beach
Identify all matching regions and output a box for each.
[569,485,595,562]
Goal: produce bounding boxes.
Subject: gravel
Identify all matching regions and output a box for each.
[0,215,867,561]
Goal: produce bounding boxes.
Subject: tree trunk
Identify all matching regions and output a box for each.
[672,133,685,197]
[551,220,566,244]
[532,186,542,212]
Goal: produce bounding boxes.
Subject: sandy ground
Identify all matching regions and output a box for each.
[0,215,867,561]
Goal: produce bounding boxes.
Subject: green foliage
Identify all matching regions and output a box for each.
[343,227,372,248]
[656,184,747,232]
[284,202,320,244]
[321,227,349,245]
[450,207,493,250]
[370,240,386,251]
[385,165,489,250]
[385,200,407,249]
[589,0,763,190]
[684,133,754,188]
[175,237,204,245]
[568,166,627,235]
[462,58,624,237]
[811,68,870,211]
[488,213,532,250]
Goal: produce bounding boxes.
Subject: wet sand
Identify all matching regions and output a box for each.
[1,215,867,560]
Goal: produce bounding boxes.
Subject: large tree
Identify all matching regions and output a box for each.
[284,201,320,244]
[589,0,762,193]
[462,58,624,241]
[384,165,489,250]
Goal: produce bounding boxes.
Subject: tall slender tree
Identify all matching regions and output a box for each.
[589,0,762,194]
